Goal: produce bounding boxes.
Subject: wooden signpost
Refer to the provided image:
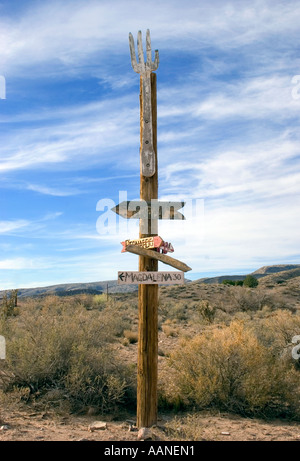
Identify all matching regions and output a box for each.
[113,30,191,429]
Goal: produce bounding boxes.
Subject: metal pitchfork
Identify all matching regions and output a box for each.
[129,29,159,177]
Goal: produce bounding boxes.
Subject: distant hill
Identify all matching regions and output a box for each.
[0,280,138,299]
[257,267,300,286]
[194,264,300,285]
[251,264,300,276]
[1,264,300,298]
[194,274,248,284]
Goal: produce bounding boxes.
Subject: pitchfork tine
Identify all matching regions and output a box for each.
[137,30,144,64]
[129,32,139,72]
[146,29,152,64]
[129,30,159,73]
[128,29,159,177]
[153,49,159,70]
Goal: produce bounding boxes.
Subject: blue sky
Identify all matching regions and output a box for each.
[1,0,300,289]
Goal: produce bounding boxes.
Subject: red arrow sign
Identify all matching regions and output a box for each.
[121,236,163,253]
[155,241,174,254]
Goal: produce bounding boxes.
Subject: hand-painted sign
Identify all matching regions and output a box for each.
[112,200,185,220]
[121,236,174,254]
[118,271,184,285]
[121,236,163,253]
[155,241,174,254]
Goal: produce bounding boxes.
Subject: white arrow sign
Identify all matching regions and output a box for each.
[112,200,185,220]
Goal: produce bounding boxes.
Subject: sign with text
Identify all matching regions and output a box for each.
[121,236,174,254]
[121,236,163,252]
[118,271,184,285]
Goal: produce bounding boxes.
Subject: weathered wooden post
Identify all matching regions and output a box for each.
[130,29,159,428]
[138,74,159,429]
[114,30,191,429]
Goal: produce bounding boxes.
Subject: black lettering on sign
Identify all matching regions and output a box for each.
[117,271,184,285]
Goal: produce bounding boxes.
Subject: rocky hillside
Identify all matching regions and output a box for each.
[0,280,138,299]
[194,264,300,284]
[251,264,300,276]
[257,268,300,286]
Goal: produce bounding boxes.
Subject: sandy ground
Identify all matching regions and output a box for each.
[1,406,300,441]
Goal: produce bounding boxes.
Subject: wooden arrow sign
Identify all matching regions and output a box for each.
[111,200,185,220]
[125,244,192,272]
[121,236,163,252]
[121,236,174,254]
[118,271,184,285]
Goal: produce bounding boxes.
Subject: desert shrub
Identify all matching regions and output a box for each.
[222,280,244,287]
[123,330,138,344]
[164,321,300,418]
[0,297,133,413]
[243,275,258,288]
[164,414,212,441]
[73,293,94,310]
[1,290,18,318]
[171,302,189,322]
[228,286,273,312]
[162,323,179,337]
[64,343,127,412]
[161,301,188,323]
[158,300,172,319]
[222,280,243,286]
[195,300,216,324]
[254,310,300,358]
[93,294,110,309]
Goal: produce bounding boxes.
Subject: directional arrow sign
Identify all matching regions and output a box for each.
[121,236,163,253]
[118,271,184,285]
[125,244,192,272]
[118,272,126,282]
[111,200,185,220]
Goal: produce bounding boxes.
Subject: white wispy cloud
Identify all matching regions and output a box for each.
[26,183,79,197]
[193,76,298,121]
[0,257,49,270]
[1,0,300,78]
[0,98,139,173]
[0,220,30,234]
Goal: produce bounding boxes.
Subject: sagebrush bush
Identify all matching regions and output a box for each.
[163,321,300,418]
[195,300,216,323]
[1,290,18,318]
[123,329,138,344]
[254,310,300,357]
[0,296,134,413]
